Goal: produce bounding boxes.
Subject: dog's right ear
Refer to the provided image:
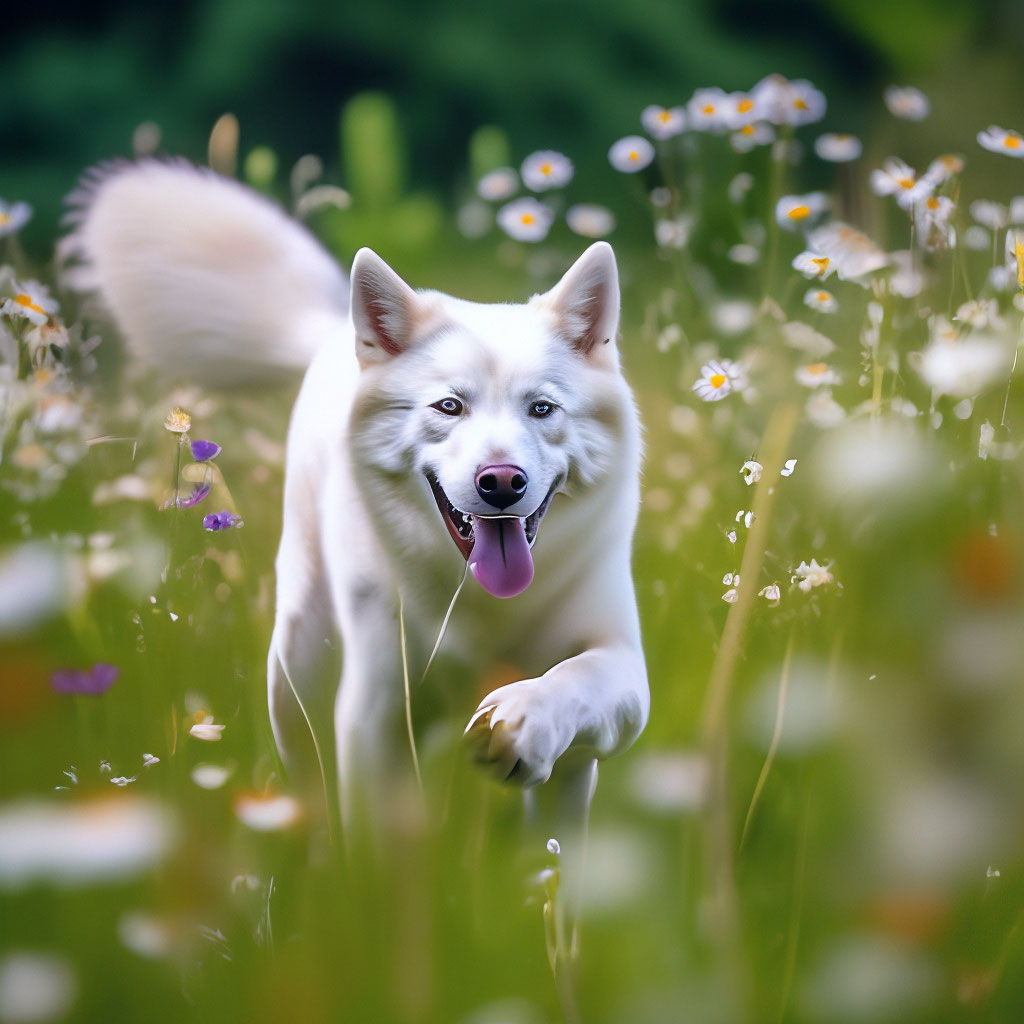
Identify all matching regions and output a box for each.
[350,248,432,366]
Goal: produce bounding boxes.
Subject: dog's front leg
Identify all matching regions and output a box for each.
[333,584,411,837]
[465,644,649,788]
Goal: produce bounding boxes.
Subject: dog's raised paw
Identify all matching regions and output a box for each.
[464,680,569,787]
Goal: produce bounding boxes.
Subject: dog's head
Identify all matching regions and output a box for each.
[348,243,630,599]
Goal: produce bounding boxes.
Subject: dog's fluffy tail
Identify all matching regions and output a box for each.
[60,159,349,386]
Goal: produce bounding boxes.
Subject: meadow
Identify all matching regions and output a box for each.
[2,75,1024,1023]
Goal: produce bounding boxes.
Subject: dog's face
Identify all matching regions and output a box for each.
[348,243,628,598]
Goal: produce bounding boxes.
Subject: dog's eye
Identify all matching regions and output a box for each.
[529,401,554,418]
[431,397,464,416]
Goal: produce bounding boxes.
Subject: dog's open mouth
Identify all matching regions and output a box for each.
[426,473,558,599]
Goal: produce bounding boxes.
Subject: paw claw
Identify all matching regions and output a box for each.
[465,704,496,734]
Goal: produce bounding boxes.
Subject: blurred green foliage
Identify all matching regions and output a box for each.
[4,0,1024,259]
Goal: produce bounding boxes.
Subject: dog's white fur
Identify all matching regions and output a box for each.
[63,160,649,841]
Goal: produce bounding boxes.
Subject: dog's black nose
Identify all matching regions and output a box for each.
[475,464,528,510]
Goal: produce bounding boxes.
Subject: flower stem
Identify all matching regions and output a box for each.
[698,400,799,1018]
[740,628,795,848]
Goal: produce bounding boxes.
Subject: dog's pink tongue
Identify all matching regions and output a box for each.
[469,517,534,598]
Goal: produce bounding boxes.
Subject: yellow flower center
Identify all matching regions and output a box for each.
[658,110,672,123]
[520,213,535,226]
[629,150,639,161]
[1005,136,1021,150]
[0,212,9,225]
[788,205,811,220]
[1016,242,1024,288]
[540,162,552,176]
[709,373,727,388]
[806,363,827,376]
[14,293,45,315]
[741,125,755,136]
[811,257,830,274]
[816,291,829,302]
[701,104,715,115]
[897,177,915,189]
[926,196,940,210]
[737,98,754,114]
[793,98,809,110]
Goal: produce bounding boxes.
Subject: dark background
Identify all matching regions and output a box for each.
[5,0,1024,256]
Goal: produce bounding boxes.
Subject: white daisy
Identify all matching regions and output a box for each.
[751,74,826,126]
[916,195,956,251]
[795,362,840,387]
[970,199,1008,230]
[730,123,775,153]
[883,85,930,121]
[520,151,574,191]
[806,222,888,282]
[977,126,1024,158]
[234,792,303,832]
[692,360,733,402]
[687,88,730,132]
[1009,196,1024,224]
[608,136,655,173]
[476,167,519,201]
[190,763,233,790]
[923,153,965,184]
[0,281,59,327]
[869,158,933,210]
[913,328,1012,398]
[728,243,760,265]
[641,105,686,139]
[803,288,838,313]
[0,199,32,237]
[721,92,759,130]
[775,193,829,231]
[566,204,615,238]
[496,198,553,242]
[792,250,836,280]
[814,133,862,163]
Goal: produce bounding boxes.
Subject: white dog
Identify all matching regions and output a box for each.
[63,161,649,847]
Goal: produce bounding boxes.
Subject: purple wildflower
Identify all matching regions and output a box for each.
[51,662,119,696]
[177,481,211,508]
[191,439,222,462]
[203,509,242,532]
[160,481,211,510]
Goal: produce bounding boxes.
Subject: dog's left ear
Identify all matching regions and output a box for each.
[350,248,439,367]
[537,241,621,365]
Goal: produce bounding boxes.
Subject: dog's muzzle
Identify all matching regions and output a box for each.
[426,472,559,599]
